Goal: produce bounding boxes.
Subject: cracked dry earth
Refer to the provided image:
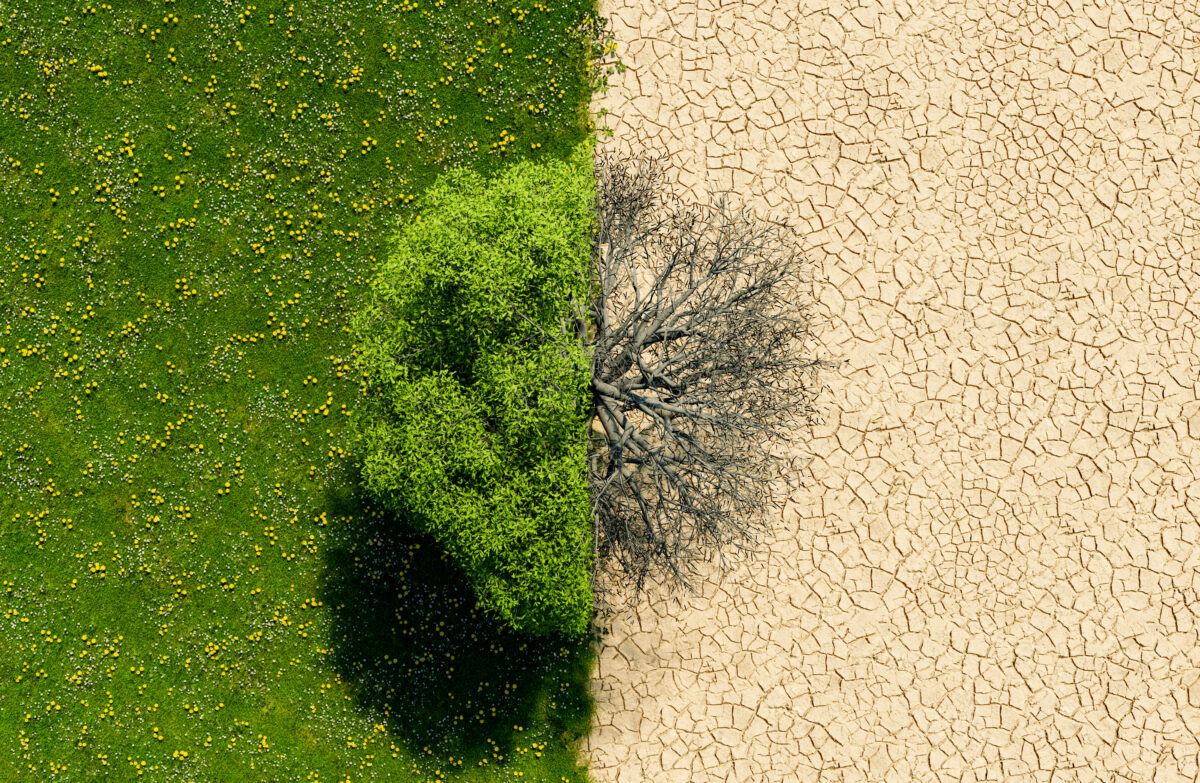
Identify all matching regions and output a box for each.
[583,0,1200,780]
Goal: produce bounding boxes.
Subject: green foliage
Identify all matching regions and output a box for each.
[354,139,598,637]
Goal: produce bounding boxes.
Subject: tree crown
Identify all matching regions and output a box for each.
[353,140,598,637]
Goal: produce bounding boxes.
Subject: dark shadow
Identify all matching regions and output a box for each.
[319,473,597,767]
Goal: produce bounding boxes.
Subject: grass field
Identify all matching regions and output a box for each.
[0,0,608,779]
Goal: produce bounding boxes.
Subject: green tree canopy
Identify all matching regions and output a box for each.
[353,140,597,637]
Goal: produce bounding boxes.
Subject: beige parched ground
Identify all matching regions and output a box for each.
[583,0,1200,780]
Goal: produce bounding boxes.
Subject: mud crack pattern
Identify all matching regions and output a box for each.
[585,0,1200,780]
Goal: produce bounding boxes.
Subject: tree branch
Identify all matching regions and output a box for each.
[586,146,836,603]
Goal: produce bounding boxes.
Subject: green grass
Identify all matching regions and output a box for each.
[0,0,607,779]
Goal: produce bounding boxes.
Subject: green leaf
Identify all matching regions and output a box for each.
[353,140,597,637]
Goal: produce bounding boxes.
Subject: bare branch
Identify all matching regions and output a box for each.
[585,146,837,603]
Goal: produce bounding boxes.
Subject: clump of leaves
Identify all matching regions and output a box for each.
[354,138,598,637]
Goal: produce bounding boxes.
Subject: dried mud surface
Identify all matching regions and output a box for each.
[585,0,1200,780]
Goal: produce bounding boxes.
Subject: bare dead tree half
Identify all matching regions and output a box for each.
[582,147,836,602]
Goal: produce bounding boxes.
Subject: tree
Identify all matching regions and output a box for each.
[586,147,834,599]
[352,139,598,638]
[354,139,830,635]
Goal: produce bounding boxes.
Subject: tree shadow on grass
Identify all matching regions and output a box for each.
[319,478,597,771]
